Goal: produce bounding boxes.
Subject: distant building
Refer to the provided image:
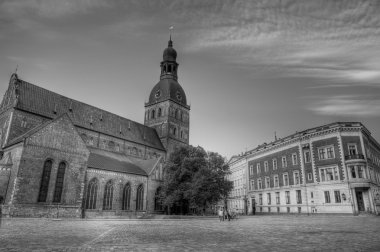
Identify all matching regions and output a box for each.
[0,38,190,218]
[241,122,380,215]
[226,155,248,214]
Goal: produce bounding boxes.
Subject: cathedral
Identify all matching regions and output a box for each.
[0,38,189,218]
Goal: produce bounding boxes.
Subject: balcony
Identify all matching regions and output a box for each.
[345,154,365,160]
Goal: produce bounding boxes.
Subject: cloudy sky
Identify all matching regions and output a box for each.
[0,0,379,158]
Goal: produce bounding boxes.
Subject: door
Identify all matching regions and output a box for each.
[356,191,365,211]
[252,199,256,214]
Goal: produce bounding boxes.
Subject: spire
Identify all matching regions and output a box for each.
[168,25,174,47]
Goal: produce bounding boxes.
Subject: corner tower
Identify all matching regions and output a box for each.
[145,38,190,158]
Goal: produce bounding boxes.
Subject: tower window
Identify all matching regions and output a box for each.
[151,110,155,119]
[173,127,177,136]
[158,108,162,117]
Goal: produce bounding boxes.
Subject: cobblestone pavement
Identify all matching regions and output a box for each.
[0,215,379,251]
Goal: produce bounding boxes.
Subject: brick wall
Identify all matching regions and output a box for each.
[6,115,89,218]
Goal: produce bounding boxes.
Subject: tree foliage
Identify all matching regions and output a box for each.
[160,145,233,214]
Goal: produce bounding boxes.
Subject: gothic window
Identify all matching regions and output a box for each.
[53,162,66,203]
[173,127,177,136]
[158,108,162,117]
[81,133,88,143]
[38,159,53,202]
[103,180,114,210]
[86,178,98,209]
[151,110,155,119]
[136,184,144,211]
[122,183,131,210]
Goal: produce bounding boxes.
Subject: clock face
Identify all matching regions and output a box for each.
[176,91,182,101]
[155,90,161,98]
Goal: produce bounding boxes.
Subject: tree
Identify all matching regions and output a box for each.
[159,145,233,215]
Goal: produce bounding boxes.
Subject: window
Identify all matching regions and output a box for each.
[324,191,331,203]
[265,177,270,188]
[250,180,255,190]
[151,110,155,119]
[310,191,314,199]
[293,171,300,185]
[304,150,311,163]
[282,156,287,168]
[348,144,357,155]
[38,160,53,202]
[86,178,98,209]
[274,175,279,187]
[292,153,297,165]
[357,166,365,178]
[53,162,66,203]
[273,159,278,170]
[334,190,341,203]
[276,192,280,204]
[257,163,261,174]
[122,183,131,210]
[320,167,339,182]
[307,173,312,181]
[318,146,335,160]
[257,179,262,189]
[103,180,114,210]
[267,193,271,205]
[136,184,144,211]
[158,108,162,117]
[250,165,253,175]
[296,190,302,204]
[264,161,269,172]
[173,127,177,136]
[283,173,289,186]
[351,166,356,178]
[285,191,290,204]
[259,194,263,205]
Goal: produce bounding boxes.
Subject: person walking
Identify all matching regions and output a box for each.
[218,207,224,221]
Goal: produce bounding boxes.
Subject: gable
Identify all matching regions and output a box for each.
[24,114,89,155]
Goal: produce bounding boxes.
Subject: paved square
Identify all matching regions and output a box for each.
[0,215,379,251]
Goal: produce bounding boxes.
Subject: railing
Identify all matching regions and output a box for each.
[345,154,365,160]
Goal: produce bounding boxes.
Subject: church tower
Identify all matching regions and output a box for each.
[145,38,190,158]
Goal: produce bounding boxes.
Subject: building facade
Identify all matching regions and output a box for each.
[245,122,380,215]
[226,155,248,214]
[0,38,190,218]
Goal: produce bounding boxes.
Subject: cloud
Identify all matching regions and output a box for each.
[308,95,380,117]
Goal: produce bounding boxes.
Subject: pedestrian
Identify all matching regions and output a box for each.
[218,208,224,221]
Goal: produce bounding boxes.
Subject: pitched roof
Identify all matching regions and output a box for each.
[128,156,162,175]
[13,78,165,151]
[87,148,148,176]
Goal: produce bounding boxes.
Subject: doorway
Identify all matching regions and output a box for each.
[356,191,365,212]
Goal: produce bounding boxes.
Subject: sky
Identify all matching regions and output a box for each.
[0,0,379,158]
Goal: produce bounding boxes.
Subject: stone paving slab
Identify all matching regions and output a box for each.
[0,215,379,251]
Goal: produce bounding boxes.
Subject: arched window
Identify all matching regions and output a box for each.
[136,184,144,211]
[38,159,53,202]
[53,162,66,203]
[173,127,177,136]
[158,108,162,117]
[86,178,98,209]
[151,110,155,119]
[122,183,131,210]
[180,131,183,139]
[175,109,179,119]
[154,187,163,211]
[103,180,114,210]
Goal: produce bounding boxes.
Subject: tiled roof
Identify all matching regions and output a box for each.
[14,78,165,151]
[87,148,148,176]
[128,156,162,175]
